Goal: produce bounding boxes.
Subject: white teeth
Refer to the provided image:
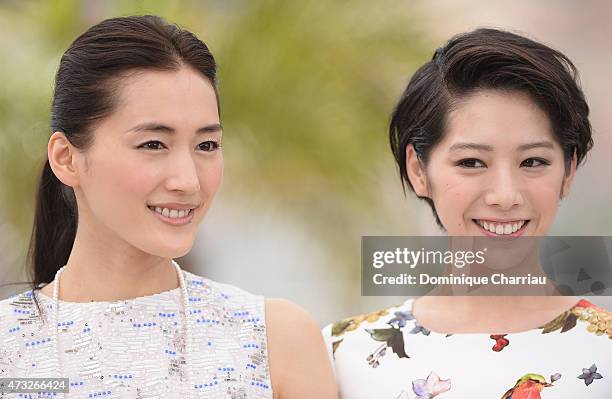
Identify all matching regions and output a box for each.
[504,224,512,234]
[150,206,191,219]
[475,219,528,235]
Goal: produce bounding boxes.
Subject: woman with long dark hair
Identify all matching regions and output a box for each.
[0,15,337,399]
[323,28,610,398]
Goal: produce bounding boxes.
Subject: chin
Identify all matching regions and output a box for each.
[150,243,194,259]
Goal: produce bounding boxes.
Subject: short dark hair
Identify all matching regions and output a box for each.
[389,28,593,229]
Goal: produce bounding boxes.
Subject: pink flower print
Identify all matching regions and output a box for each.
[412,371,451,398]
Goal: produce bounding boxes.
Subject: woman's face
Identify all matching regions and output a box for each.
[407,89,576,236]
[68,66,223,258]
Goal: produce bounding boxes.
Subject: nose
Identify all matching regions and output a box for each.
[165,152,201,193]
[483,166,524,211]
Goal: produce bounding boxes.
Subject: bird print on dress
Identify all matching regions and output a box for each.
[500,373,561,399]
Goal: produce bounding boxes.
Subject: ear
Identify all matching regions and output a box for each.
[561,150,577,198]
[48,131,81,188]
[406,144,430,198]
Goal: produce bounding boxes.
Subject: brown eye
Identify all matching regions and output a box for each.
[521,158,549,167]
[199,141,220,152]
[139,141,165,150]
[456,158,485,168]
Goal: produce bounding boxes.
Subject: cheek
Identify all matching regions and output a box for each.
[198,157,224,197]
[78,154,156,235]
[88,155,157,205]
[429,172,476,221]
[116,159,159,199]
[526,175,562,218]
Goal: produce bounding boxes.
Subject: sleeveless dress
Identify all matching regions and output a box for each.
[322,298,611,398]
[0,269,273,398]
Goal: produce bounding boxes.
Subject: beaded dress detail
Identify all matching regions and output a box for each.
[0,270,272,398]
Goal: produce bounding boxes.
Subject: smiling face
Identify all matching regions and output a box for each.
[407,89,576,236]
[68,66,223,258]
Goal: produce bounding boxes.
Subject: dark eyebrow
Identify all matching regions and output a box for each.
[517,141,555,151]
[448,142,494,152]
[449,140,555,152]
[126,122,222,134]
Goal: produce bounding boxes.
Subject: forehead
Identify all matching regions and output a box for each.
[99,66,219,133]
[442,89,557,149]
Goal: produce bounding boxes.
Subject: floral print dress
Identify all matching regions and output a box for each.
[322,298,611,398]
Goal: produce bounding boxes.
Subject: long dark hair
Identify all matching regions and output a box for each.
[18,15,218,320]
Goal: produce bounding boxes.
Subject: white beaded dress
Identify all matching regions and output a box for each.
[0,269,273,398]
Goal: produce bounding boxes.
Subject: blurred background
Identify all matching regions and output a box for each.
[1,0,611,325]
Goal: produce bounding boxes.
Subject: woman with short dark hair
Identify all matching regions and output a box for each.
[323,28,610,398]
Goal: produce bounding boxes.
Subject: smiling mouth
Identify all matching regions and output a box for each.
[472,219,530,236]
[147,205,195,219]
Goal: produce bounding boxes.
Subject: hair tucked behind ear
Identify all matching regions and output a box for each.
[14,15,218,321]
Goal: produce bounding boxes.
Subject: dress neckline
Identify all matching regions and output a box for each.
[406,296,587,336]
[35,281,184,306]
[37,287,181,306]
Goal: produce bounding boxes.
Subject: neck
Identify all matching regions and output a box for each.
[412,295,580,334]
[56,258,179,303]
[45,218,181,303]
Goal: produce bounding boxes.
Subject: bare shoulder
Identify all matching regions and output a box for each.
[265,298,338,399]
[265,298,328,359]
[266,298,319,331]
